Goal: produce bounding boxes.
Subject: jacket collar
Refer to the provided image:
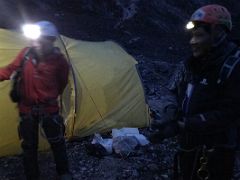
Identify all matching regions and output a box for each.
[185,40,238,75]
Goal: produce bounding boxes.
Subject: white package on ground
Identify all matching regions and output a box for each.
[112,128,149,146]
[91,133,113,154]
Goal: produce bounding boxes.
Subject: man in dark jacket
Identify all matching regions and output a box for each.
[0,21,72,180]
[152,4,240,180]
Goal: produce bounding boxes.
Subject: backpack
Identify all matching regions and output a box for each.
[9,48,32,103]
[217,49,240,84]
[217,48,240,150]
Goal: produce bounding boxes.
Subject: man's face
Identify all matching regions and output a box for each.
[32,36,55,57]
[189,26,211,58]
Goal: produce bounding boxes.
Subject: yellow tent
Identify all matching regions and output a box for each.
[0,29,150,157]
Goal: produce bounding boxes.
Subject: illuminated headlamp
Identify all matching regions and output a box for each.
[186,21,195,30]
[22,24,41,40]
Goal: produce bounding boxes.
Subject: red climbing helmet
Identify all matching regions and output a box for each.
[189,4,232,31]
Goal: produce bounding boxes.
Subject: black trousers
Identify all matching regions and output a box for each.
[19,112,69,180]
[176,147,235,180]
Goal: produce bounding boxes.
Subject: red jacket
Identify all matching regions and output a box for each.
[0,47,69,113]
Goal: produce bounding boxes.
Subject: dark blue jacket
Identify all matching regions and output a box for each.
[177,41,240,149]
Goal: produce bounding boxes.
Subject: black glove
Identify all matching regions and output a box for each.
[149,131,166,144]
[149,104,181,143]
[149,121,179,144]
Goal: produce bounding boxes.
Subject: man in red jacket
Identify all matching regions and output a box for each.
[0,21,72,180]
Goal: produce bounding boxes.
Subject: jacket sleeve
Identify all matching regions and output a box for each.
[185,63,240,133]
[152,62,185,132]
[0,48,28,81]
[58,55,69,94]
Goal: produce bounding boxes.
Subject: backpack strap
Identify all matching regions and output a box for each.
[18,48,32,71]
[217,49,240,84]
[11,47,32,80]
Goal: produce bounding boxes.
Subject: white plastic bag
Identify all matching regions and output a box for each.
[112,128,149,145]
[92,133,113,154]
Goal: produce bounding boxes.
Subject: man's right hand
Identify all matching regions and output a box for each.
[149,121,179,144]
[149,131,166,143]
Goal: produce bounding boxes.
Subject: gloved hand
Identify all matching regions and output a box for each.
[150,104,179,129]
[149,121,179,144]
[149,131,167,144]
[149,104,181,143]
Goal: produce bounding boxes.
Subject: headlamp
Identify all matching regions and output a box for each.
[22,24,41,40]
[186,21,195,30]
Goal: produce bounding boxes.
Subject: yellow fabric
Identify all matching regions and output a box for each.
[0,29,149,157]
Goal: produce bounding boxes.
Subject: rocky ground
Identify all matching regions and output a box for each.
[0,133,178,180]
